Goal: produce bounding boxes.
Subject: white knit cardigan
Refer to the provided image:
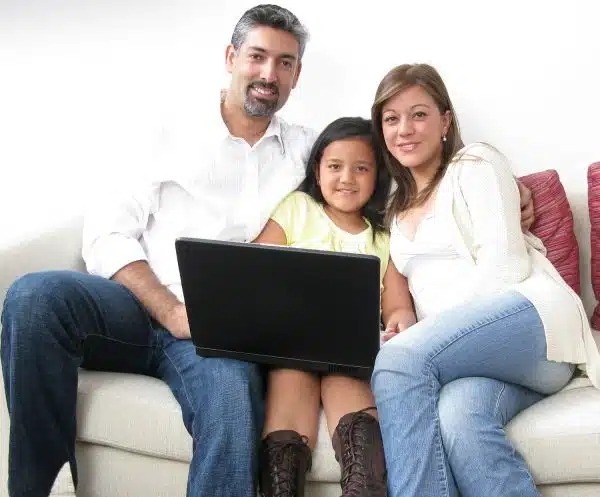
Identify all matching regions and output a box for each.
[433,143,600,388]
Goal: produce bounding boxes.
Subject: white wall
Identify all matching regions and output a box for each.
[1,0,599,310]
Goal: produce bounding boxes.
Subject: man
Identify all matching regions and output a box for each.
[1,4,534,497]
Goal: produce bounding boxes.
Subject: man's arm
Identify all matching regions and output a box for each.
[112,260,190,339]
[83,182,189,339]
[516,179,535,231]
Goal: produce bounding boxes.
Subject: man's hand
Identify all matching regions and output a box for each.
[517,180,535,232]
[112,260,191,340]
[162,302,191,340]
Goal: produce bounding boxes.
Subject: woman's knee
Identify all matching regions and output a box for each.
[371,339,429,398]
[438,377,503,451]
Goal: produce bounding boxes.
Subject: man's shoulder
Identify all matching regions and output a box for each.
[277,117,318,149]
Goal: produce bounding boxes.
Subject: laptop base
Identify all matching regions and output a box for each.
[195,347,373,380]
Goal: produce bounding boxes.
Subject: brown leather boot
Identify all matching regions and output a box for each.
[332,408,388,497]
[259,430,312,497]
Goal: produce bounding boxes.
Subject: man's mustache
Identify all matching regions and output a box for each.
[247,81,279,95]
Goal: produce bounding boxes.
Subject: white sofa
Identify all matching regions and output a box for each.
[2,217,600,497]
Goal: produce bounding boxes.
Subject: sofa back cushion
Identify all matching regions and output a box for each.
[588,163,600,328]
[519,170,580,295]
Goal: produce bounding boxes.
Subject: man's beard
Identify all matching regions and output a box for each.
[244,82,279,117]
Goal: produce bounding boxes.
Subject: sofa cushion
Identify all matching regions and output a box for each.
[76,370,340,482]
[77,371,192,462]
[519,170,580,294]
[76,370,600,486]
[507,376,600,485]
[588,162,600,328]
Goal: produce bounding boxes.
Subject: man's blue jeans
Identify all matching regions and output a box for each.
[372,291,575,497]
[1,270,264,497]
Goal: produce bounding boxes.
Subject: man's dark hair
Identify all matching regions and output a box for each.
[231,4,309,58]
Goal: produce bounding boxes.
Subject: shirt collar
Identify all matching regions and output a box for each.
[219,89,286,154]
[262,114,285,154]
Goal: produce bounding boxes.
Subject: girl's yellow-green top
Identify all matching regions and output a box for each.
[270,191,390,290]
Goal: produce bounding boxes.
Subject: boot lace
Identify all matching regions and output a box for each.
[338,407,385,496]
[264,436,310,497]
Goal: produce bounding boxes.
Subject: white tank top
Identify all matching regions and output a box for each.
[390,210,475,321]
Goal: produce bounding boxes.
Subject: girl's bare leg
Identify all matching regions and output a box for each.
[263,368,321,447]
[321,374,376,437]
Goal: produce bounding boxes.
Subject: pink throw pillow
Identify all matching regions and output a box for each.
[519,170,580,295]
[588,163,600,328]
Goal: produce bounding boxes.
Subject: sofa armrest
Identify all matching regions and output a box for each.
[1,216,85,496]
[0,217,85,305]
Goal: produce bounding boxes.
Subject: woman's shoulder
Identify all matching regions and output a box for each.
[450,142,510,167]
[447,142,514,181]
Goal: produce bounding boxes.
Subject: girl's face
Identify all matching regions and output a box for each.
[381,85,450,174]
[317,137,377,218]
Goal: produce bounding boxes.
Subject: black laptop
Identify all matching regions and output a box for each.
[175,237,382,379]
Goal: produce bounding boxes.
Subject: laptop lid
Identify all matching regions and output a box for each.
[175,237,382,378]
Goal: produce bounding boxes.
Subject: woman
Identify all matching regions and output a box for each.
[369,63,600,497]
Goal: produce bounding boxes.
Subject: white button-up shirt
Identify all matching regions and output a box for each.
[82,96,317,302]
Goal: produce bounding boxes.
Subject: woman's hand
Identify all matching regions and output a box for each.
[382,310,415,343]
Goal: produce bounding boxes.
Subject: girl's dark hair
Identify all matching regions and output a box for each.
[298,117,391,236]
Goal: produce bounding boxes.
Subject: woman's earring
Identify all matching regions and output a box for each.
[442,135,447,142]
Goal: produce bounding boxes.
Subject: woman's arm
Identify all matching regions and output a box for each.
[381,258,416,341]
[253,219,288,245]
[457,146,531,292]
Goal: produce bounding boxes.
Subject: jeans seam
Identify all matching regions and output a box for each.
[426,360,451,497]
[428,300,535,362]
[493,382,507,420]
[85,334,154,348]
[159,347,194,414]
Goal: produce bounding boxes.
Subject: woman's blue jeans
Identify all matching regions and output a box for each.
[372,290,574,497]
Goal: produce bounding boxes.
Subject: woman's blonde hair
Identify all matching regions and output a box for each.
[371,63,464,226]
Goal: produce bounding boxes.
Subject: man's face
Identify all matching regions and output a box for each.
[225,26,302,118]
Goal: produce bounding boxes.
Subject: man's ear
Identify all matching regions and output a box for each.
[225,44,236,74]
[292,61,302,89]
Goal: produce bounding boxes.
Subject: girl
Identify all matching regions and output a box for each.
[369,63,600,497]
[253,117,416,497]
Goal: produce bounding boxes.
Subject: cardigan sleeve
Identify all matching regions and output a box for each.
[454,145,531,294]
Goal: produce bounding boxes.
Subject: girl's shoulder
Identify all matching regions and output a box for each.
[275,190,319,213]
[271,191,324,234]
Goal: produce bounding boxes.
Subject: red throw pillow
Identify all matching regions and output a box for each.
[519,170,580,295]
[588,162,600,328]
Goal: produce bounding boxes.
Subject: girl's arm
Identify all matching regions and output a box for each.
[253,219,288,245]
[381,258,416,341]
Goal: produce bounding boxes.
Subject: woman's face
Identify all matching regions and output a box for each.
[381,85,450,173]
